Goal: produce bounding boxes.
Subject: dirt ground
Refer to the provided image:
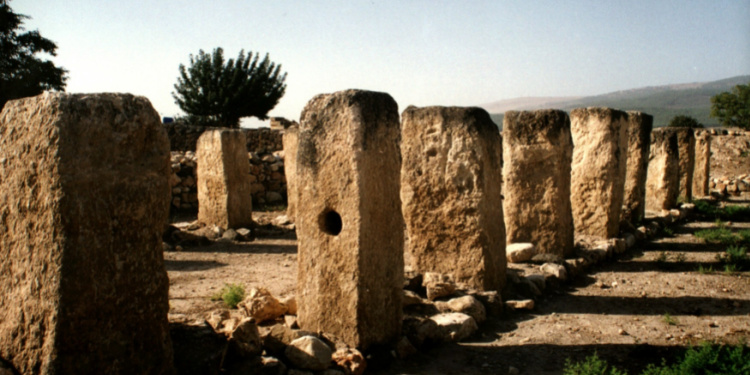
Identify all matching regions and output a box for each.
[166,197,749,375]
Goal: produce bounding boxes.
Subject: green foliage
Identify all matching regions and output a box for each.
[694,223,749,246]
[693,200,750,221]
[641,342,750,375]
[563,352,627,375]
[212,283,245,308]
[173,47,287,128]
[710,83,750,130]
[667,115,703,128]
[662,312,679,326]
[0,0,67,110]
[716,245,748,271]
[697,264,714,274]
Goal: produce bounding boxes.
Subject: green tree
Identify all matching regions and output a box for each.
[0,0,67,110]
[667,115,703,128]
[172,47,287,128]
[710,83,750,130]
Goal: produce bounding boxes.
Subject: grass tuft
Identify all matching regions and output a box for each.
[211,283,245,309]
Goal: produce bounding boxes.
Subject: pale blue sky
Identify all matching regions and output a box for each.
[13,0,750,127]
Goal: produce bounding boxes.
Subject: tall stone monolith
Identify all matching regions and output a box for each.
[692,131,711,197]
[675,128,695,202]
[502,110,573,257]
[646,129,680,211]
[196,129,253,229]
[296,90,403,350]
[282,122,299,222]
[570,107,629,238]
[622,111,654,224]
[401,106,506,290]
[0,93,174,375]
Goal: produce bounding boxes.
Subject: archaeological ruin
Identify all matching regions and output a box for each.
[502,110,574,257]
[281,121,299,222]
[621,111,653,224]
[0,93,174,375]
[675,127,696,202]
[693,131,712,197]
[196,129,254,229]
[294,90,404,350]
[646,128,680,211]
[570,107,629,238]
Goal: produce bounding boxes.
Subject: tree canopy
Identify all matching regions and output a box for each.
[0,0,67,110]
[667,115,703,129]
[710,83,750,130]
[172,47,287,128]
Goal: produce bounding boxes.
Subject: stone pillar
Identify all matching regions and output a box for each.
[296,90,403,350]
[0,93,173,375]
[196,129,253,229]
[646,129,680,211]
[570,107,629,238]
[692,131,711,197]
[502,110,573,257]
[675,128,696,202]
[282,122,299,222]
[401,106,506,290]
[622,111,654,225]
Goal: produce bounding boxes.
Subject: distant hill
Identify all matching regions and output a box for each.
[482,75,750,129]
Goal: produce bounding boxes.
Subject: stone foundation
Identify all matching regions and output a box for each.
[570,107,629,238]
[0,93,173,374]
[401,106,506,290]
[296,90,403,350]
[502,110,573,257]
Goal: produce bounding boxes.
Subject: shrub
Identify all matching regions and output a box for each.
[563,352,627,375]
[642,342,750,375]
[212,283,245,308]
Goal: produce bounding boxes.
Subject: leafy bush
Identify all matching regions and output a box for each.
[716,245,748,271]
[693,201,750,222]
[695,223,749,246]
[642,343,750,375]
[564,352,627,375]
[212,283,245,308]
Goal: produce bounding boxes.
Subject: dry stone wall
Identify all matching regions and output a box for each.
[165,122,282,152]
[401,106,506,291]
[502,110,574,257]
[622,111,653,224]
[296,90,404,350]
[0,93,173,375]
[570,107,629,238]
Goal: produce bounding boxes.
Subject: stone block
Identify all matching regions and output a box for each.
[197,129,253,229]
[622,111,653,224]
[282,122,299,222]
[0,93,173,374]
[401,106,506,291]
[675,128,696,201]
[570,107,629,238]
[502,110,574,256]
[646,129,680,211]
[295,90,403,350]
[692,131,711,197]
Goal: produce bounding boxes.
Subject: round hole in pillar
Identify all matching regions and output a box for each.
[320,209,343,236]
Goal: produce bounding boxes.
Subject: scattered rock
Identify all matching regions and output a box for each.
[235,227,253,241]
[471,290,503,316]
[403,290,423,306]
[423,272,457,300]
[281,296,297,315]
[428,312,478,342]
[444,295,486,323]
[228,318,263,357]
[221,228,238,241]
[285,336,333,371]
[525,274,546,292]
[507,243,536,263]
[531,253,564,264]
[332,348,367,375]
[508,366,520,375]
[505,300,535,310]
[239,288,286,324]
[394,336,418,359]
[259,356,287,375]
[540,263,568,281]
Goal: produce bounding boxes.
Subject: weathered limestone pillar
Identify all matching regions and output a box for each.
[0,93,173,375]
[675,128,696,202]
[646,129,680,211]
[622,111,654,224]
[196,129,253,229]
[570,107,629,238]
[502,110,573,256]
[296,90,403,350]
[692,131,712,197]
[282,122,299,222]
[401,106,506,290]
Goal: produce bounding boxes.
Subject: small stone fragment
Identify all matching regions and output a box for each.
[285,336,333,371]
[394,336,418,359]
[540,263,568,281]
[332,347,367,375]
[403,290,423,306]
[507,243,536,263]
[505,300,535,310]
[423,272,457,300]
[445,295,486,323]
[428,312,478,342]
[239,288,286,324]
[228,318,262,357]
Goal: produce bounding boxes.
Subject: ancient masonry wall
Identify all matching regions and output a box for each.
[164,122,283,152]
